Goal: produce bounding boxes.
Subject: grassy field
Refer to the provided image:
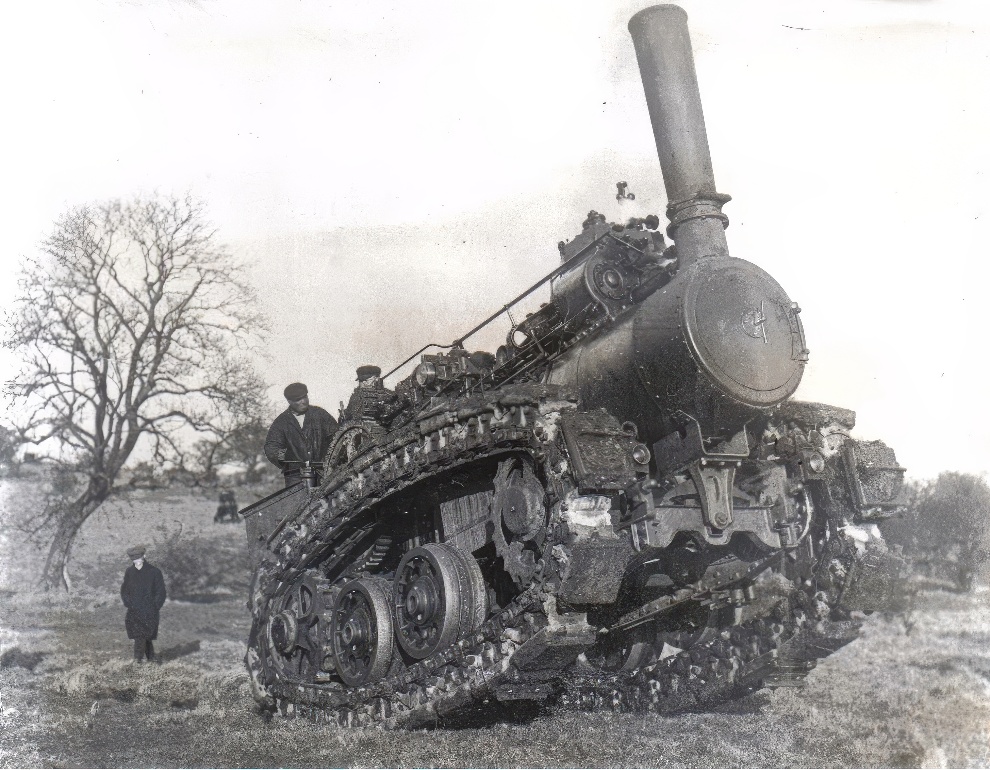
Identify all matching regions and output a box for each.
[1,476,989,768]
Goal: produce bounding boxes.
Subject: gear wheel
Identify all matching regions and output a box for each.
[257,570,335,685]
[324,424,380,472]
[491,457,546,586]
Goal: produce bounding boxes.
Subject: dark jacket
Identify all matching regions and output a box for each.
[120,563,167,640]
[343,383,402,426]
[264,405,338,471]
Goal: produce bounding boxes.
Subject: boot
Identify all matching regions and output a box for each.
[146,640,161,664]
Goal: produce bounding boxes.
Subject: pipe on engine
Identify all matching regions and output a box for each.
[628,5,731,268]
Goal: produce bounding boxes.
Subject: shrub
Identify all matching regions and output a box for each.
[150,522,251,601]
[882,472,990,591]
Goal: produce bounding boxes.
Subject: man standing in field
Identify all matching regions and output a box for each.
[264,382,338,486]
[120,545,167,664]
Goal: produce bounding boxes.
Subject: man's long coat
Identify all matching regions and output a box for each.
[120,563,167,640]
[263,405,338,470]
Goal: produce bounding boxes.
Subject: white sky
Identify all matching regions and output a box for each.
[1,0,988,481]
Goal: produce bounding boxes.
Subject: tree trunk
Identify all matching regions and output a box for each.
[41,491,107,590]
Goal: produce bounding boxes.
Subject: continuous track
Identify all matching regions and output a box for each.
[246,385,869,728]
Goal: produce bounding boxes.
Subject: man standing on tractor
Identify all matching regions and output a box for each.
[264,382,338,487]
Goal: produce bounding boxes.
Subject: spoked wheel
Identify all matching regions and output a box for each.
[330,576,395,686]
[266,572,331,680]
[325,425,377,471]
[394,543,486,660]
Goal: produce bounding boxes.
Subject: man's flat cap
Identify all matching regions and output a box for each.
[356,365,381,381]
[283,382,308,400]
[126,545,146,560]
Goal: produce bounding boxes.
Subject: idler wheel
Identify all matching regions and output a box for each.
[394,543,477,660]
[266,573,329,680]
[331,577,395,686]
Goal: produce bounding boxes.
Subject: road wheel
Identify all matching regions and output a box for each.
[330,576,395,686]
[394,543,470,659]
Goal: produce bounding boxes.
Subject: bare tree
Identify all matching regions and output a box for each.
[2,194,269,589]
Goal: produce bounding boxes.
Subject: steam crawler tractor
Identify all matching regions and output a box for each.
[241,4,906,727]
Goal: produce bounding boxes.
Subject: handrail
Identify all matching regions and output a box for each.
[381,241,598,382]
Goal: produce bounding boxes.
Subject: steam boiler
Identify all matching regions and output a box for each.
[241,4,905,727]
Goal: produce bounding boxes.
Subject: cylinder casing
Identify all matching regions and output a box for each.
[548,257,806,444]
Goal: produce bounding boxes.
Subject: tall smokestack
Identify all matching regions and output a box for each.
[628,5,730,267]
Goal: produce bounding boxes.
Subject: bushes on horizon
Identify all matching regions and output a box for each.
[882,472,990,591]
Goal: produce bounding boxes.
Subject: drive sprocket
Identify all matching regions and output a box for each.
[491,457,547,586]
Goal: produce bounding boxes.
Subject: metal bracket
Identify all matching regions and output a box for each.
[653,413,749,477]
[687,460,736,530]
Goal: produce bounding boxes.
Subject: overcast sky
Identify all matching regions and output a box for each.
[1,0,988,481]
